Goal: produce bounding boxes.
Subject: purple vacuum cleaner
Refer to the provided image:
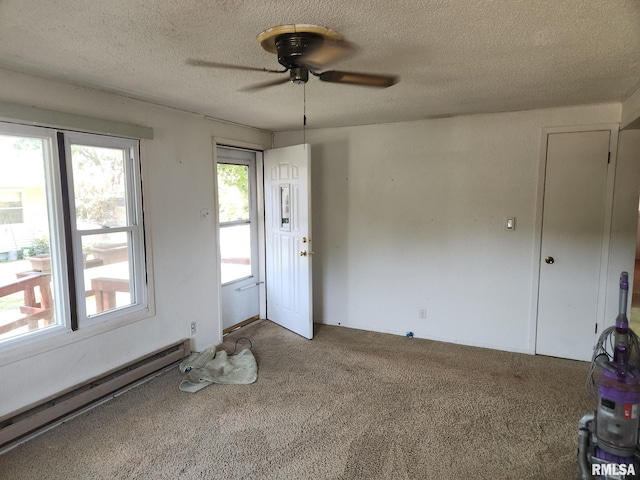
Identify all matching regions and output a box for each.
[579,272,640,479]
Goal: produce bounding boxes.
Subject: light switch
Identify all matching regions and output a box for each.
[506,217,515,231]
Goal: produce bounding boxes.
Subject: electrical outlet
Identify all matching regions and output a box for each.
[191,322,196,335]
[418,308,427,320]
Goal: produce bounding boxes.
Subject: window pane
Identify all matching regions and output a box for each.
[217,164,249,223]
[0,135,57,341]
[0,181,26,226]
[0,208,24,224]
[71,145,128,229]
[220,224,251,284]
[0,191,23,208]
[81,232,132,316]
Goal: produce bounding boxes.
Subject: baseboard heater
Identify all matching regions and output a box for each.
[0,339,191,452]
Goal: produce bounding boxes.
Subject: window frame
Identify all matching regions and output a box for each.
[217,158,259,287]
[0,121,150,352]
[64,132,148,325]
[0,123,70,346]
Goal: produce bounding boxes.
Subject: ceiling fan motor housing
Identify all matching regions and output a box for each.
[289,68,309,84]
[275,33,321,71]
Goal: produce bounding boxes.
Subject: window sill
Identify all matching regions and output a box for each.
[0,305,155,368]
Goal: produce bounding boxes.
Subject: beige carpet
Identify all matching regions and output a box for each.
[0,320,591,479]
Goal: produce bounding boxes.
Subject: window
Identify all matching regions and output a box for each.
[0,191,24,224]
[65,133,146,320]
[217,160,257,284]
[0,123,148,345]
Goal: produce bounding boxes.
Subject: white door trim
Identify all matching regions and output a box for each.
[528,123,619,355]
[212,137,268,340]
[256,150,266,321]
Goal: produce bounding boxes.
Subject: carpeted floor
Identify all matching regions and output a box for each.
[0,320,591,479]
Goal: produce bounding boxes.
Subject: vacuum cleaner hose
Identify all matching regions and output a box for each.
[595,353,617,374]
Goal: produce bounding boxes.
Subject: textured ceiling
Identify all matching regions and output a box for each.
[0,0,639,131]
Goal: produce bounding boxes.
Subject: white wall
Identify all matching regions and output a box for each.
[636,215,640,259]
[0,70,271,417]
[622,86,640,130]
[274,104,634,354]
[0,69,636,419]
[608,131,640,313]
[619,86,640,259]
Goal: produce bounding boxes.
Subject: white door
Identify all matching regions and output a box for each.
[536,130,610,361]
[216,146,260,331]
[264,144,313,339]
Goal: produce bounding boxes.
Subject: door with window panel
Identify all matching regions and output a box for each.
[216,146,260,331]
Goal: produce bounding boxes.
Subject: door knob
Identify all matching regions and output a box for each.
[300,251,307,256]
[545,256,555,264]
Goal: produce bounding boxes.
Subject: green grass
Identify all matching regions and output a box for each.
[0,295,24,312]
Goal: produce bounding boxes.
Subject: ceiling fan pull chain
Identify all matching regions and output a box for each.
[303,82,307,144]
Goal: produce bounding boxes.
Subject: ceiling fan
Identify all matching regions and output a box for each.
[187,24,399,91]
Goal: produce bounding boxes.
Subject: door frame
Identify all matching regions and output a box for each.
[213,137,267,337]
[529,124,619,355]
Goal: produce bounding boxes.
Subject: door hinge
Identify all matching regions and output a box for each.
[595,323,598,334]
[607,152,611,164]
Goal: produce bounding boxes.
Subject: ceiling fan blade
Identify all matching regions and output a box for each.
[318,70,399,88]
[186,58,286,74]
[240,77,291,92]
[298,39,356,70]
